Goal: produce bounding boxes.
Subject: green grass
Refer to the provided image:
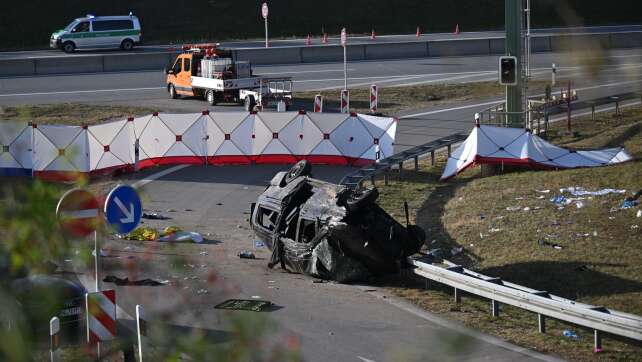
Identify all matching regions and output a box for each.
[0,104,155,126]
[295,80,548,115]
[376,106,642,361]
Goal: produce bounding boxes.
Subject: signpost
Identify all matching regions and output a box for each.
[105,185,142,234]
[56,189,101,291]
[341,28,347,90]
[262,3,269,48]
[370,84,378,113]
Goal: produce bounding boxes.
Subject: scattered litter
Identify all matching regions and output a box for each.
[91,249,108,257]
[199,251,209,256]
[451,247,463,256]
[251,295,262,299]
[637,210,642,218]
[609,216,616,220]
[160,231,203,243]
[576,233,590,238]
[479,233,484,239]
[166,208,176,212]
[126,227,159,241]
[103,275,168,286]
[428,248,446,258]
[215,299,273,312]
[469,244,474,247]
[185,208,194,212]
[142,212,169,220]
[479,213,485,220]
[506,206,521,212]
[538,239,563,250]
[196,289,209,295]
[254,240,266,248]
[575,201,585,209]
[216,203,223,206]
[560,187,626,197]
[632,225,639,230]
[515,196,525,200]
[562,330,580,339]
[592,231,598,237]
[621,199,640,209]
[64,259,72,263]
[537,195,545,199]
[239,251,256,259]
[550,195,585,208]
[535,189,550,193]
[522,207,531,212]
[313,279,328,283]
[430,239,438,245]
[489,228,502,233]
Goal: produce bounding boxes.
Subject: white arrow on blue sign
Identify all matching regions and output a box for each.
[104,185,142,234]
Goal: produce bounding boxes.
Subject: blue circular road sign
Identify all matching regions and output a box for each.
[104,185,142,234]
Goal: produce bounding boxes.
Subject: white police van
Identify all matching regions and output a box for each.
[50,14,142,53]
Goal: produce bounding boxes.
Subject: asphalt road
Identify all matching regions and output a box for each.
[81,164,559,362]
[2,25,640,60]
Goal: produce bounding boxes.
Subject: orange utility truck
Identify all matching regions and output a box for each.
[166,44,292,111]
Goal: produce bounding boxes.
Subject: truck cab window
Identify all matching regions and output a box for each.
[73,22,89,33]
[172,59,182,73]
[183,58,191,73]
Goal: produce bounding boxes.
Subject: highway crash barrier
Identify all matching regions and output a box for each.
[0,112,397,181]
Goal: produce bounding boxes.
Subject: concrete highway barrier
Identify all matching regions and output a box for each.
[1,31,641,77]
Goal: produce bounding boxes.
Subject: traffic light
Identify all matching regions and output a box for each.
[499,56,518,85]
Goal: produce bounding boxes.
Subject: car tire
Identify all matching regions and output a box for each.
[346,188,379,212]
[244,95,256,112]
[206,90,217,106]
[62,41,75,53]
[169,84,178,99]
[121,39,134,51]
[281,160,312,186]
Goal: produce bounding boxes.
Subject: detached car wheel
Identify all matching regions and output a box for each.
[281,160,312,186]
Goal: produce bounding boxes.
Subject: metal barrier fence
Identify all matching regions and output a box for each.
[408,257,642,351]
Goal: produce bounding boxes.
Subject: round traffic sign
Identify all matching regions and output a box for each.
[104,185,142,234]
[341,28,347,46]
[262,2,269,19]
[56,188,100,238]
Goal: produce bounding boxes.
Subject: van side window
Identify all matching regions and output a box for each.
[92,20,134,31]
[257,207,279,231]
[72,22,89,33]
[183,58,191,73]
[172,59,182,73]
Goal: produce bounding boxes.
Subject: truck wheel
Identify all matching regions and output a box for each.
[281,160,312,186]
[206,90,217,106]
[169,84,178,99]
[121,39,134,51]
[62,41,75,53]
[244,95,256,112]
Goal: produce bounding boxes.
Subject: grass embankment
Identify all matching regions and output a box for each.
[295,81,547,115]
[0,104,155,126]
[376,106,642,360]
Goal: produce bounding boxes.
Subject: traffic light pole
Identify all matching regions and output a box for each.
[505,0,523,128]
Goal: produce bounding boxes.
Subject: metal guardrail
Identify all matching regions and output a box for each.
[408,257,642,350]
[339,132,469,189]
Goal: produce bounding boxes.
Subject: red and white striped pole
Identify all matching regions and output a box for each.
[371,29,376,40]
[306,34,312,46]
[416,26,421,37]
[322,33,328,44]
[86,290,117,359]
[340,89,349,114]
[50,317,60,362]
[136,305,146,362]
[313,94,323,112]
[370,84,378,113]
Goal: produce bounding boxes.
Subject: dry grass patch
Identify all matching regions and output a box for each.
[0,103,155,126]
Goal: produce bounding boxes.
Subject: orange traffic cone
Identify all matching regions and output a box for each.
[306,34,312,46]
[416,26,421,37]
[322,33,328,44]
[454,24,460,35]
[371,29,376,40]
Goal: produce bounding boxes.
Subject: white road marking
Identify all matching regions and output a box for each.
[59,209,99,219]
[400,78,642,119]
[257,68,356,75]
[357,356,377,362]
[0,87,164,97]
[132,164,191,189]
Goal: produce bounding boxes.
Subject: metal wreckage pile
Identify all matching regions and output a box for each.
[251,161,426,282]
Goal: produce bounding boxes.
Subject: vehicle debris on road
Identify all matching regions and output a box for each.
[142,212,170,220]
[103,275,169,286]
[250,161,425,283]
[239,251,256,259]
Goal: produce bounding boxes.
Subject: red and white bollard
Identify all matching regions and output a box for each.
[340,89,349,114]
[454,24,460,35]
[50,317,60,362]
[371,29,376,40]
[313,94,323,112]
[322,33,328,44]
[416,26,421,37]
[370,84,378,113]
[306,34,312,46]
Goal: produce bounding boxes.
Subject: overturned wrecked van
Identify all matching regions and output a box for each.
[250,161,425,282]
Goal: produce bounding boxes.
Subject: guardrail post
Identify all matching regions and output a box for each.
[454,288,461,304]
[594,330,602,352]
[447,145,452,157]
[591,105,595,121]
[370,175,375,186]
[538,314,546,333]
[414,156,419,171]
[430,151,435,166]
[615,101,620,115]
[398,162,403,176]
[384,170,389,186]
[491,300,500,317]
